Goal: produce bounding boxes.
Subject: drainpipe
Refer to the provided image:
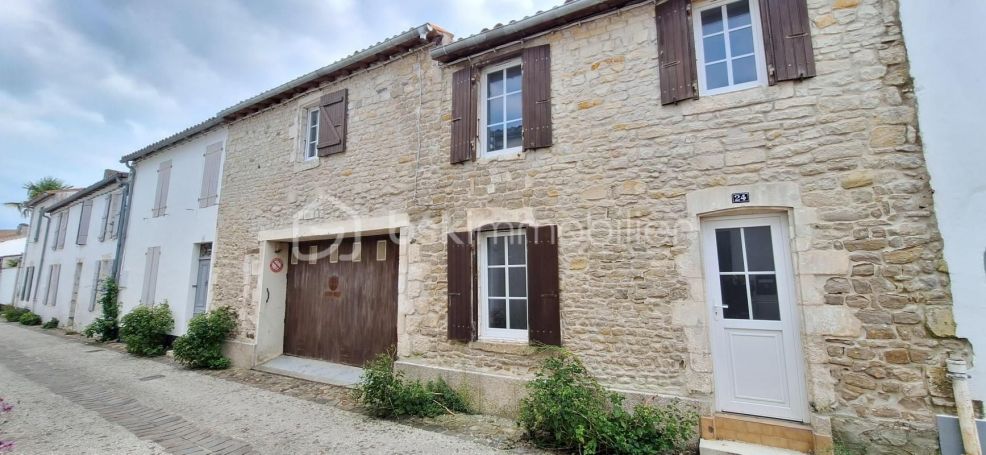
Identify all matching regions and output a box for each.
[33,211,53,314]
[948,356,982,455]
[112,163,136,280]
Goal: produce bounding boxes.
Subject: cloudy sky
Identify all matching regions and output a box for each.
[0,0,558,227]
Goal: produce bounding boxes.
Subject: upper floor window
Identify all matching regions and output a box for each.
[480,59,523,157]
[693,0,766,95]
[305,107,319,161]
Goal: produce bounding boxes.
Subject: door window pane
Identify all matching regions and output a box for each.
[743,226,775,271]
[488,268,505,297]
[509,267,527,297]
[720,275,750,319]
[749,275,780,320]
[488,299,507,328]
[507,236,526,264]
[509,299,528,329]
[716,228,745,272]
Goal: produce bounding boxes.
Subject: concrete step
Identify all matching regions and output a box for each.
[700,439,808,455]
[255,355,363,388]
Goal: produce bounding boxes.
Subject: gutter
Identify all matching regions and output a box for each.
[112,162,135,281]
[430,0,647,63]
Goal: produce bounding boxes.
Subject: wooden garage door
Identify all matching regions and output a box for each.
[283,235,398,367]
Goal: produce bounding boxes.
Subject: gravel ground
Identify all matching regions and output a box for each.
[0,323,521,454]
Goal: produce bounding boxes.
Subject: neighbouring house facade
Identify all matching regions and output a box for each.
[202,0,972,453]
[900,0,986,411]
[0,234,27,305]
[13,189,77,313]
[33,171,128,329]
[117,121,226,335]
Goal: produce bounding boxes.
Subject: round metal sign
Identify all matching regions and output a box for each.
[269,257,284,273]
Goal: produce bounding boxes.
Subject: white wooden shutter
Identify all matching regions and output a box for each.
[76,199,94,245]
[108,193,123,239]
[44,264,61,306]
[152,161,172,217]
[199,142,223,208]
[141,247,161,305]
[98,194,111,241]
[88,260,102,311]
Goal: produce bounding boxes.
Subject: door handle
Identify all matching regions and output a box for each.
[713,304,729,309]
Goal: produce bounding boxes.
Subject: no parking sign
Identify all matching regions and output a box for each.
[269,257,284,273]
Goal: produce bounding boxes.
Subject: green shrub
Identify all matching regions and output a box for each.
[3,307,27,322]
[354,354,470,418]
[83,278,119,342]
[120,303,174,357]
[173,307,237,369]
[518,350,697,454]
[18,312,41,326]
[41,318,59,329]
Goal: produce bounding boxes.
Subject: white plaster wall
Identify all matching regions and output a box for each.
[900,1,986,400]
[35,188,124,328]
[118,127,226,335]
[15,191,74,312]
[0,259,20,305]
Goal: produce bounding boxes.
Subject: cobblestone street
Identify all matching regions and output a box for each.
[0,323,533,454]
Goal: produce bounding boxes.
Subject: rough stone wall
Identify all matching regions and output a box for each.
[212,1,967,452]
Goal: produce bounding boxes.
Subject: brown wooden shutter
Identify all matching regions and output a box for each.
[656,0,698,105]
[522,45,552,149]
[317,89,348,156]
[758,0,816,84]
[450,67,477,164]
[447,231,474,341]
[527,225,561,346]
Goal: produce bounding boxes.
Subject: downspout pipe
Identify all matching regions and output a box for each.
[948,356,983,455]
[112,162,136,281]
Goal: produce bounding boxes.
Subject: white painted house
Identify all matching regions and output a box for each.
[117,119,225,335]
[34,171,128,329]
[13,189,77,313]
[0,235,27,305]
[900,1,986,402]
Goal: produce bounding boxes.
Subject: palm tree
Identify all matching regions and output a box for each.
[4,177,70,218]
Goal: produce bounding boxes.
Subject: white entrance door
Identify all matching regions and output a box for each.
[702,214,808,422]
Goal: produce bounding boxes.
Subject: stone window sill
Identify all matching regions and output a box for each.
[293,157,320,173]
[469,340,536,355]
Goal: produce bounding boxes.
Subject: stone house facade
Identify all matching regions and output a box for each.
[207,1,970,453]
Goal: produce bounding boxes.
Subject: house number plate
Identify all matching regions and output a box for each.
[732,192,750,204]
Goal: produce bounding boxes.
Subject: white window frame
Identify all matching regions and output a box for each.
[304,106,320,161]
[478,58,523,159]
[693,0,767,96]
[477,229,529,342]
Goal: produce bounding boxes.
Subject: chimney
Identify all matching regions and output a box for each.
[16,223,29,236]
[103,169,119,180]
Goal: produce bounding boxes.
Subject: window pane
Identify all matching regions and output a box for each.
[506,120,523,149]
[743,226,775,271]
[488,299,507,328]
[703,34,727,62]
[307,142,316,158]
[506,93,522,121]
[732,55,757,84]
[701,7,724,35]
[729,27,754,56]
[488,70,504,97]
[726,0,751,28]
[706,61,729,89]
[720,275,750,319]
[750,275,780,321]
[509,299,528,330]
[308,126,317,144]
[487,124,504,152]
[508,267,527,297]
[506,65,522,93]
[715,228,744,272]
[487,236,505,265]
[487,97,504,125]
[309,109,318,127]
[507,235,525,264]
[488,268,506,297]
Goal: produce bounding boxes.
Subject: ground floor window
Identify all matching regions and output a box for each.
[478,229,528,342]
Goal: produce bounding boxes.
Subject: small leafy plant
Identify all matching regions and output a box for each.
[18,312,41,326]
[83,278,119,342]
[120,302,174,357]
[2,307,27,322]
[354,353,470,418]
[173,307,237,369]
[518,350,697,454]
[41,318,59,329]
